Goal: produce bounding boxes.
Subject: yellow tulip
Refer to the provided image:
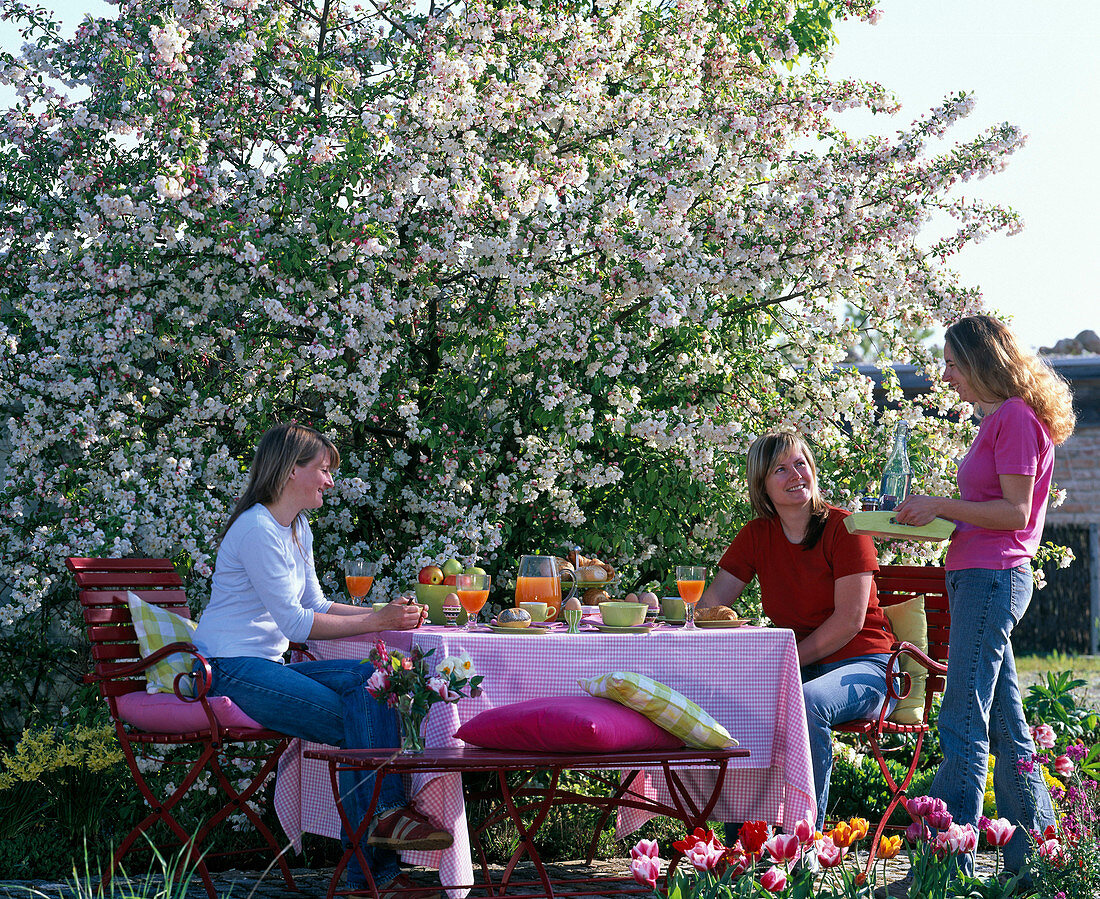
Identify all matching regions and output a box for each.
[848,817,870,841]
[878,835,902,859]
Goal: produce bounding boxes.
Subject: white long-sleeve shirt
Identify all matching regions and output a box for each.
[194,504,334,661]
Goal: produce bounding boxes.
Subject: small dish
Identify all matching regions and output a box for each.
[488,623,550,635]
[591,623,655,634]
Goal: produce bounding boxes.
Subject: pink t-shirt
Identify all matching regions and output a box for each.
[945,397,1054,571]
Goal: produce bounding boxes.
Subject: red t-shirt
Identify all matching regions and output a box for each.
[717,506,895,664]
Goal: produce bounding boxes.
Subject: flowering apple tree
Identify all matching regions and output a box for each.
[0,0,1044,721]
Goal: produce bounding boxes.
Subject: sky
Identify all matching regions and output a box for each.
[2,0,1097,351]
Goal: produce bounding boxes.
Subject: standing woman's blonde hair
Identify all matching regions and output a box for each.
[746,431,830,548]
[219,423,340,542]
[945,315,1076,445]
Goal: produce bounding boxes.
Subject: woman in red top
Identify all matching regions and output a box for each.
[699,431,896,830]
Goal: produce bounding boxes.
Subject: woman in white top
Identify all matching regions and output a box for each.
[194,423,445,897]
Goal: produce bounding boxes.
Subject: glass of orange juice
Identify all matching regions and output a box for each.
[456,573,491,631]
[676,565,706,630]
[344,560,377,604]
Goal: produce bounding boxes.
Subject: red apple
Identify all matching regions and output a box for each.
[443,575,458,586]
[418,565,444,585]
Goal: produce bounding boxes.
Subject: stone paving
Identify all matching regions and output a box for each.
[0,850,1010,899]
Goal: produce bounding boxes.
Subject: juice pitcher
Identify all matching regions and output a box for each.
[514,555,577,621]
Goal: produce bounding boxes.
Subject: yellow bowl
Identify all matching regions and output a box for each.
[413,583,468,625]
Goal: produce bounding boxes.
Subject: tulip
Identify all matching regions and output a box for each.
[764,833,800,864]
[686,839,725,873]
[1053,754,1074,778]
[1037,838,1065,864]
[984,817,1017,848]
[759,866,787,893]
[815,836,846,869]
[737,821,769,857]
[1031,723,1056,750]
[630,855,661,889]
[847,817,869,841]
[631,839,660,860]
[672,827,716,853]
[366,669,390,694]
[878,835,902,859]
[793,814,816,844]
[830,821,855,848]
[905,820,929,843]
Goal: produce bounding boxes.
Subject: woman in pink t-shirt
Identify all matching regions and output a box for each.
[895,315,1075,880]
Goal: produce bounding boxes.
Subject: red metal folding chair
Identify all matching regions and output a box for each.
[833,564,950,876]
[67,557,300,899]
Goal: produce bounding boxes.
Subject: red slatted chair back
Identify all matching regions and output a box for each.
[876,563,950,708]
[68,557,189,711]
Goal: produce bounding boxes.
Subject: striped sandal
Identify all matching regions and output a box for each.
[366,805,453,851]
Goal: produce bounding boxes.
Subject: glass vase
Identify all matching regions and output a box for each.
[396,706,427,754]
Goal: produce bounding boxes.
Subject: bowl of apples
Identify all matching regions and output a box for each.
[414,559,487,625]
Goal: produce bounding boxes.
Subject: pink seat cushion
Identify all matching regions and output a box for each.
[116,691,264,732]
[454,696,685,752]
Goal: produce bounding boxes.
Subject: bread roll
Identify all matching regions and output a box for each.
[696,606,738,622]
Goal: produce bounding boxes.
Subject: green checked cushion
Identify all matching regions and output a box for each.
[882,594,928,724]
[579,671,736,750]
[126,592,196,696]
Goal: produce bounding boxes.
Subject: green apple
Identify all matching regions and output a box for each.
[463,565,487,577]
[441,558,463,577]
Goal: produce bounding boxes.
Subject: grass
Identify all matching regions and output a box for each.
[1016,652,1100,676]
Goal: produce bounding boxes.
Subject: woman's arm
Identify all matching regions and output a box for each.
[307,596,427,639]
[894,473,1034,531]
[698,569,749,609]
[796,571,873,666]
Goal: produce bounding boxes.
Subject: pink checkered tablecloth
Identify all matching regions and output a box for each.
[273,624,813,893]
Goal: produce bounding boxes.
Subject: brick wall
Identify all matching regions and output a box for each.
[1048,426,1100,526]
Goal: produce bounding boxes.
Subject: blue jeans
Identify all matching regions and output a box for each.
[931,566,1055,875]
[802,653,895,831]
[206,656,404,886]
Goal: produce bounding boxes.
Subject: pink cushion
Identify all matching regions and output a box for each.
[116,691,264,732]
[454,696,685,752]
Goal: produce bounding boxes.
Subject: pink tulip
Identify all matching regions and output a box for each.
[905,820,929,843]
[907,795,951,828]
[935,822,978,856]
[984,818,1016,847]
[764,833,801,864]
[759,866,788,893]
[686,839,726,872]
[815,836,846,869]
[1031,723,1056,750]
[1053,754,1074,778]
[630,855,661,889]
[631,839,660,860]
[1037,838,1065,864]
[794,815,816,844]
[366,669,390,694]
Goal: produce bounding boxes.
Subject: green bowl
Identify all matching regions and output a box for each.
[413,583,468,625]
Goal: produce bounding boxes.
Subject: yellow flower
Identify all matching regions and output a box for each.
[830,821,855,848]
[878,835,902,860]
[848,817,869,842]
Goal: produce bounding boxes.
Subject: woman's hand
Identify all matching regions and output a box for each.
[894,494,942,527]
[373,596,429,631]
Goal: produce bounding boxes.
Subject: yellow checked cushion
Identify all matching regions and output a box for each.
[579,671,737,750]
[126,592,196,696]
[882,595,927,724]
